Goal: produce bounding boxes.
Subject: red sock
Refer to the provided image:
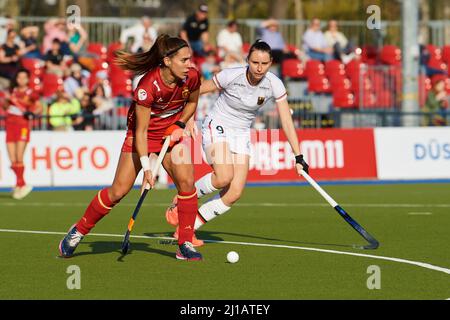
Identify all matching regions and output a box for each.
[15,163,25,187]
[76,188,117,235]
[177,190,198,245]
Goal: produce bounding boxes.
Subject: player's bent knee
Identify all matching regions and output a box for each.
[177,178,196,194]
[214,171,234,188]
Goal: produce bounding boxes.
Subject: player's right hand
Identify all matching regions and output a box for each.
[141,169,155,194]
[164,121,185,147]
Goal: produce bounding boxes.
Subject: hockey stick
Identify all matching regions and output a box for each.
[121,137,171,255]
[300,170,379,250]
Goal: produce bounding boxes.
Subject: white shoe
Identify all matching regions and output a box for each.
[12,187,20,199]
[14,185,33,200]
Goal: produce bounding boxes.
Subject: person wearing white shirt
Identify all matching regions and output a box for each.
[165,40,309,246]
[324,20,355,64]
[216,20,243,62]
[302,18,333,62]
[120,16,157,53]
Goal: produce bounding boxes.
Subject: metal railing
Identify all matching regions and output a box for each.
[15,17,450,47]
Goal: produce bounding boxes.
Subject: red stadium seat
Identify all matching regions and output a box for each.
[427,57,447,73]
[332,89,355,108]
[281,58,305,79]
[286,44,300,56]
[41,73,63,98]
[29,75,42,92]
[329,76,351,92]
[109,68,132,98]
[308,75,331,93]
[380,45,401,66]
[442,45,450,64]
[305,59,325,77]
[345,59,363,79]
[325,60,345,78]
[87,42,107,60]
[242,43,251,55]
[360,45,378,65]
[21,58,44,76]
[426,44,442,61]
[107,42,124,63]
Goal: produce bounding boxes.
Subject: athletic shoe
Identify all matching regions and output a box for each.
[59,225,84,258]
[14,185,33,200]
[165,194,179,226]
[11,187,20,199]
[173,226,204,247]
[176,241,203,261]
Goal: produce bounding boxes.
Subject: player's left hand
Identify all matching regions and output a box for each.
[185,118,198,140]
[164,121,185,147]
[23,111,35,120]
[295,154,309,175]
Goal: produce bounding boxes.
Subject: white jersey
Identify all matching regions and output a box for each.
[211,66,287,128]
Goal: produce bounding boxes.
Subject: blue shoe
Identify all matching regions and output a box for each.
[59,225,84,258]
[176,241,203,261]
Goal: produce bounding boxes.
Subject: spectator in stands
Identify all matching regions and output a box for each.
[422,74,448,126]
[91,83,114,114]
[0,16,17,44]
[45,38,68,77]
[64,63,88,100]
[220,51,245,69]
[73,92,95,131]
[201,50,220,80]
[324,20,355,64]
[217,20,244,62]
[20,26,41,59]
[67,23,88,57]
[303,18,333,62]
[0,30,23,84]
[49,89,81,131]
[43,18,70,55]
[120,16,157,53]
[257,18,289,64]
[180,4,210,57]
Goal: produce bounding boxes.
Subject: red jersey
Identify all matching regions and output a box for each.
[6,87,40,125]
[127,66,201,132]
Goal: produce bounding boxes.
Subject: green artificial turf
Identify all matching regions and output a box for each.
[0,184,449,299]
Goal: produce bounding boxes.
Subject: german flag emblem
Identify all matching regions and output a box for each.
[257,96,265,105]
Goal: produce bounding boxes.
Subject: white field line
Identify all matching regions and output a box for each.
[0,228,449,276]
[1,201,450,208]
[407,212,433,215]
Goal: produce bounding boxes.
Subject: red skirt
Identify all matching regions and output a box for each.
[5,115,30,143]
[121,113,181,153]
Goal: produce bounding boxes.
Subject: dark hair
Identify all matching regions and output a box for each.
[10,68,30,91]
[114,34,189,76]
[227,20,237,28]
[247,39,272,60]
[52,38,61,44]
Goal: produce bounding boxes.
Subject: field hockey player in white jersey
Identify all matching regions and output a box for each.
[166,40,309,246]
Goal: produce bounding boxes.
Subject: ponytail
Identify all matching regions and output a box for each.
[114,34,189,76]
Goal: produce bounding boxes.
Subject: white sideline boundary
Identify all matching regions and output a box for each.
[1,201,450,208]
[0,228,449,276]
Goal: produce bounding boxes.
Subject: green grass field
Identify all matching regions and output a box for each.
[0,183,449,300]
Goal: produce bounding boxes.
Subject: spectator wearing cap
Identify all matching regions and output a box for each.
[120,16,158,53]
[303,18,333,62]
[0,29,23,82]
[422,74,449,126]
[217,20,244,62]
[180,4,210,57]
